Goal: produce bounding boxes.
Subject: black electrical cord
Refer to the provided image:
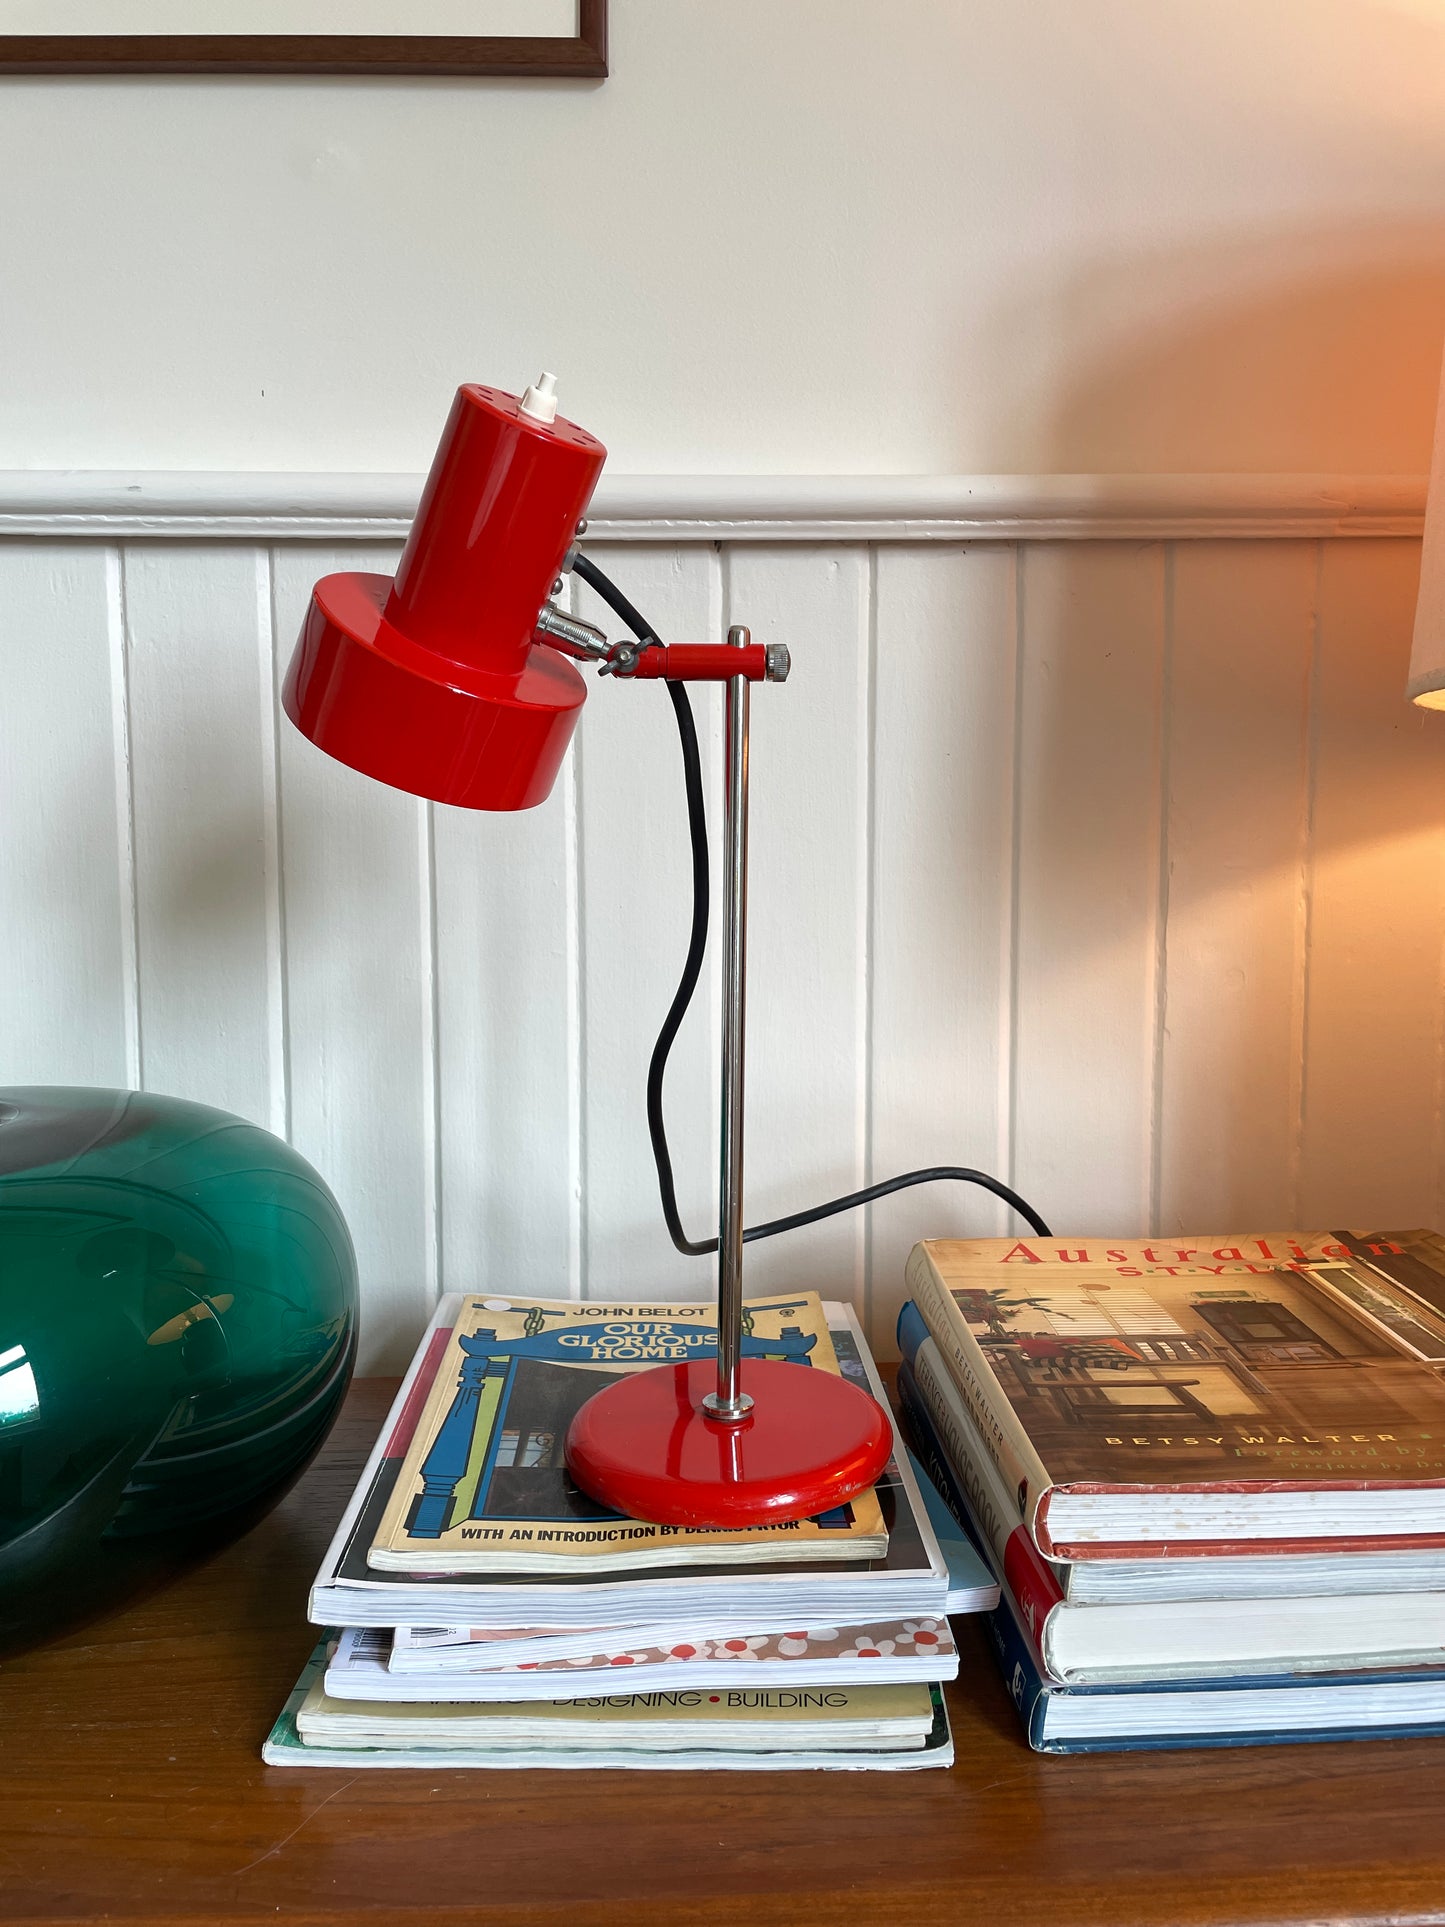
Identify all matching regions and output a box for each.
[569,550,1053,1250]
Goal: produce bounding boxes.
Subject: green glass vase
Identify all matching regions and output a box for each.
[0,1086,357,1652]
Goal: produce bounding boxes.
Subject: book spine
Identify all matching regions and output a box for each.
[983,1578,1053,1751]
[907,1344,1015,1572]
[898,1350,1065,1634]
[307,1297,461,1623]
[1003,1524,1068,1648]
[904,1243,1052,1521]
[896,1297,926,1369]
[896,1363,975,1545]
[900,1382,1059,1750]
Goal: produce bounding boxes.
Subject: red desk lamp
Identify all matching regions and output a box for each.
[283,375,891,1527]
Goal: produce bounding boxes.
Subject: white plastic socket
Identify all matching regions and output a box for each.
[519,372,559,424]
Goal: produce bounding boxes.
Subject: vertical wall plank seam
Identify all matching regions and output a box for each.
[562,565,584,1301]
[421,799,443,1305]
[257,546,289,1142]
[719,538,735,1272]
[1005,543,1026,1204]
[706,542,725,1141]
[567,687,588,1302]
[106,543,143,1090]
[1001,543,1024,1225]
[1433,815,1445,1233]
[861,543,879,1335]
[264,544,294,1142]
[1148,542,1176,1235]
[1432,847,1445,1232]
[1291,539,1326,1220]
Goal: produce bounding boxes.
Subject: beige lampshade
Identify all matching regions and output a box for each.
[1411,342,1445,708]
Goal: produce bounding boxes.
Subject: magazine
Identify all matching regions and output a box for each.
[262,1638,955,1771]
[304,1650,935,1746]
[369,1291,886,1573]
[326,1618,957,1699]
[309,1299,949,1628]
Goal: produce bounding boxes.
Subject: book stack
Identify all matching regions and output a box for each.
[266,1289,992,1771]
[895,1228,1445,1753]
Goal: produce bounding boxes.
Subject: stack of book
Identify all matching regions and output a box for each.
[266,1289,993,1771]
[896,1228,1445,1753]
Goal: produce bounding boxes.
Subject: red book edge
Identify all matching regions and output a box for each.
[1002,1523,1065,1638]
[382,1325,454,1458]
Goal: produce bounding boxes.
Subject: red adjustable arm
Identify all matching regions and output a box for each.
[627,643,777,681]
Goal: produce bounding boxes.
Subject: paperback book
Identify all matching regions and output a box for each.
[310,1296,949,1629]
[263,1638,955,1772]
[371,1291,886,1574]
[383,1446,994,1675]
[907,1229,1445,1557]
[325,1617,958,1701]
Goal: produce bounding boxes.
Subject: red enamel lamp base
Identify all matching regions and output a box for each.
[563,1358,894,1528]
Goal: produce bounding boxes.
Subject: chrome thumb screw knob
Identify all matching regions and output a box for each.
[764,644,791,683]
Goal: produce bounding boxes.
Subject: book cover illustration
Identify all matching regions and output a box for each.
[323,1319,936,1612]
[915,1229,1445,1490]
[369,1293,887,1571]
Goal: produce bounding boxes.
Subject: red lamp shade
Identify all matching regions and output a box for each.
[283,383,606,811]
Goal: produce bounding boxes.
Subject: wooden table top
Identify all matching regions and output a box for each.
[4,1375,1445,1927]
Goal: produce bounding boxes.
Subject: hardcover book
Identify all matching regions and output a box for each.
[906,1229,1445,1557]
[898,1300,1445,1609]
[896,1381,1445,1751]
[898,1349,1445,1685]
[369,1291,886,1573]
[981,1551,1445,1756]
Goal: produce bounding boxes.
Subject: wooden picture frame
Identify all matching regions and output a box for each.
[0,0,606,75]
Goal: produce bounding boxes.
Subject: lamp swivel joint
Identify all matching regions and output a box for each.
[533,603,612,663]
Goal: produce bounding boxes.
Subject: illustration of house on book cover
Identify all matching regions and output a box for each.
[940,1230,1445,1483]
[408,1299,825,1538]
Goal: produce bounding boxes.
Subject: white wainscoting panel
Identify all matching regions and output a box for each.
[867,545,1019,1344]
[272,542,436,1369]
[572,544,723,1304]
[1299,541,1445,1231]
[1012,543,1168,1243]
[1,543,132,1089]
[2,487,1442,1369]
[1158,542,1317,1231]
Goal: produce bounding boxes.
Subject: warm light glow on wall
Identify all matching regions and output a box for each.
[1409,342,1445,706]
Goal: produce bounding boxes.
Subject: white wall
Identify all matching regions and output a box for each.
[5,5,1445,1370]
[2,0,1445,474]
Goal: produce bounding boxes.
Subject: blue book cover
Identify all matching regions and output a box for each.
[896,1298,929,1372]
[904,1447,998,1613]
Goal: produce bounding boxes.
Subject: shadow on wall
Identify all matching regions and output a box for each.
[981,222,1445,474]
[987,221,1445,1236]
